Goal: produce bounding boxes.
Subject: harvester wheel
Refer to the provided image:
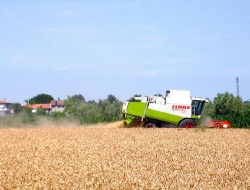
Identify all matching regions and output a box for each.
[179,119,196,128]
[144,123,157,128]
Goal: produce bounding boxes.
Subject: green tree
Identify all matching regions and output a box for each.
[51,111,66,119]
[202,99,215,116]
[107,94,117,104]
[63,97,75,115]
[213,92,235,115]
[29,94,54,104]
[63,95,85,115]
[71,94,85,102]
[98,99,110,113]
[11,102,24,114]
[213,92,246,115]
[63,94,122,124]
[36,106,46,115]
[87,100,97,104]
[231,96,244,113]
[244,101,250,110]
[98,97,122,117]
[103,100,122,117]
[70,101,102,121]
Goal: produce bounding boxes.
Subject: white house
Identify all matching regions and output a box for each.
[0,99,12,116]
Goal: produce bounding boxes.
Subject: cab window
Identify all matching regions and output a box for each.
[192,100,205,115]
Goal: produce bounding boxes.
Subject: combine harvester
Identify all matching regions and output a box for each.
[122,90,230,128]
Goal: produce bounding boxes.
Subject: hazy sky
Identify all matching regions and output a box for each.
[1,1,249,103]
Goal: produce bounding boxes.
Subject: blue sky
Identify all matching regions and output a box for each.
[1,1,249,103]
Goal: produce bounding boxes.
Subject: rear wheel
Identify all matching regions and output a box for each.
[144,123,158,128]
[179,119,196,128]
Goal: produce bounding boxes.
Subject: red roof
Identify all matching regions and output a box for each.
[24,104,51,109]
[0,100,12,104]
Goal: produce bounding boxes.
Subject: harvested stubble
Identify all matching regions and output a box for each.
[0,128,250,189]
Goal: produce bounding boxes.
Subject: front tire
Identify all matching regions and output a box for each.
[179,119,196,128]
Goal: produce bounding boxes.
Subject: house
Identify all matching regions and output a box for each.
[51,100,65,112]
[22,100,65,114]
[24,104,51,114]
[0,99,13,116]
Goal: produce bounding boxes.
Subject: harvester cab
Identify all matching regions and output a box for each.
[122,90,208,128]
[191,98,207,116]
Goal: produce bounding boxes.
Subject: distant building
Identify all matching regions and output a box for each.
[0,99,13,116]
[24,104,51,114]
[51,100,65,112]
[22,100,65,114]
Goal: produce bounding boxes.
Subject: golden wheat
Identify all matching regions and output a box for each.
[0,127,249,189]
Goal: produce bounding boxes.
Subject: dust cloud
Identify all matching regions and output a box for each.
[85,121,125,128]
[33,119,125,129]
[201,116,213,127]
[0,116,126,129]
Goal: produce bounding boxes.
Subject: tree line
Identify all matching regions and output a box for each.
[9,92,250,128]
[11,94,123,125]
[202,92,250,128]
[63,94,122,124]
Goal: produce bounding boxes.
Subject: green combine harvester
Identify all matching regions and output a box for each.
[122,90,208,128]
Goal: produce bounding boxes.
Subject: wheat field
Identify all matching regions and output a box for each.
[0,126,250,189]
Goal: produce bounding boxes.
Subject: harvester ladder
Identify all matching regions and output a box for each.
[141,101,150,121]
